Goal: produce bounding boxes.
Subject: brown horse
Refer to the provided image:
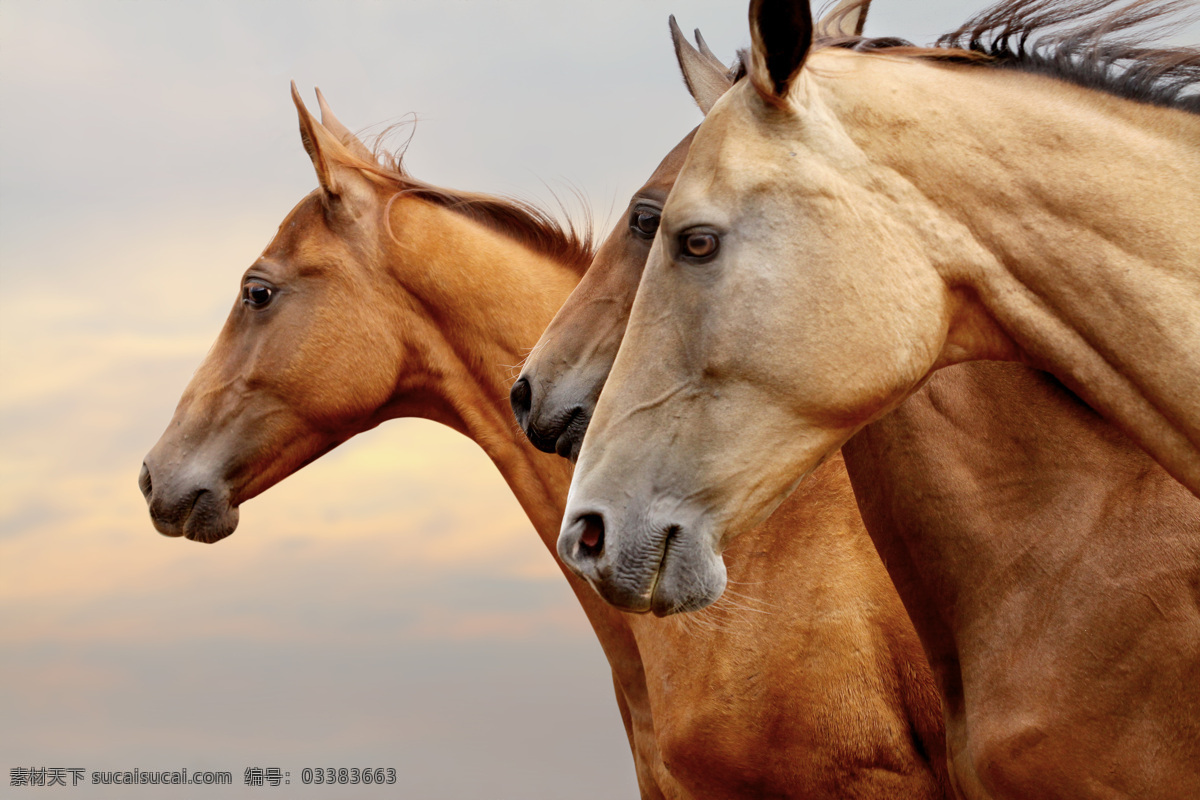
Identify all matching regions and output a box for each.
[139,87,949,798]
[515,10,1200,799]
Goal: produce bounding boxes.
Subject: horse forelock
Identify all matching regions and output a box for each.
[801,0,1199,114]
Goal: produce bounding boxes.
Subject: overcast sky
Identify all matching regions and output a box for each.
[3,0,1169,797]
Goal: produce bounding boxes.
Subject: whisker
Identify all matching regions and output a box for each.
[720,586,778,612]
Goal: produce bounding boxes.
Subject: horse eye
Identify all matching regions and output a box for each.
[680,230,719,260]
[629,206,661,239]
[242,281,275,309]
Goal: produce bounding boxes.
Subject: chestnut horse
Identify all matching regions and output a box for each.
[517,12,1200,799]
[140,87,948,798]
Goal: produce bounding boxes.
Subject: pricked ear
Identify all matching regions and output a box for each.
[670,16,733,115]
[748,0,813,106]
[292,81,342,196]
[815,0,869,38]
[693,29,735,77]
[291,82,378,217]
[693,29,721,67]
[315,87,377,164]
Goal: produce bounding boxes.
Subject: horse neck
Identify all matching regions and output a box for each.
[832,54,1200,493]
[371,201,667,768]
[841,360,1200,718]
[380,197,581,541]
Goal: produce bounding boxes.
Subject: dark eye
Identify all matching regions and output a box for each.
[629,205,661,239]
[679,229,719,261]
[242,281,275,309]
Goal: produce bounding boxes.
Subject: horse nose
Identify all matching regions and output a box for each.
[138,462,153,502]
[558,510,606,579]
[510,376,533,426]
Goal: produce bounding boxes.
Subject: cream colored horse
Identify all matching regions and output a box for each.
[518,13,1200,798]
[559,0,1200,617]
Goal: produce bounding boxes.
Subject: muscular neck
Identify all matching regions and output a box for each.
[371,202,662,775]
[836,57,1200,493]
[381,200,582,543]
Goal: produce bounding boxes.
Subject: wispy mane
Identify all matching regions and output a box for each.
[815,0,1199,113]
[330,129,594,274]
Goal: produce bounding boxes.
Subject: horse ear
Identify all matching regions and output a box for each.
[670,16,733,115]
[748,0,814,106]
[693,28,721,65]
[292,81,343,197]
[816,0,868,38]
[693,29,735,78]
[291,83,377,214]
[315,87,377,164]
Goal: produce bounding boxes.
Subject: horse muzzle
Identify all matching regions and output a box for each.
[139,458,239,543]
[510,374,596,463]
[558,502,727,617]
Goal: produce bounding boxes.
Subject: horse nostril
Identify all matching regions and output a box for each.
[577,513,605,558]
[558,511,607,582]
[138,462,153,501]
[510,376,533,422]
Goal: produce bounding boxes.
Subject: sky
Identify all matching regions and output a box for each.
[1,0,1165,797]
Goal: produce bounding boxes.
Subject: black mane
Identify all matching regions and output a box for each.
[817,0,1199,113]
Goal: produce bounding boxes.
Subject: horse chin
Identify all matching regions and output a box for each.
[524,402,592,461]
[147,483,240,544]
[649,545,727,617]
[182,500,240,544]
[555,411,591,462]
